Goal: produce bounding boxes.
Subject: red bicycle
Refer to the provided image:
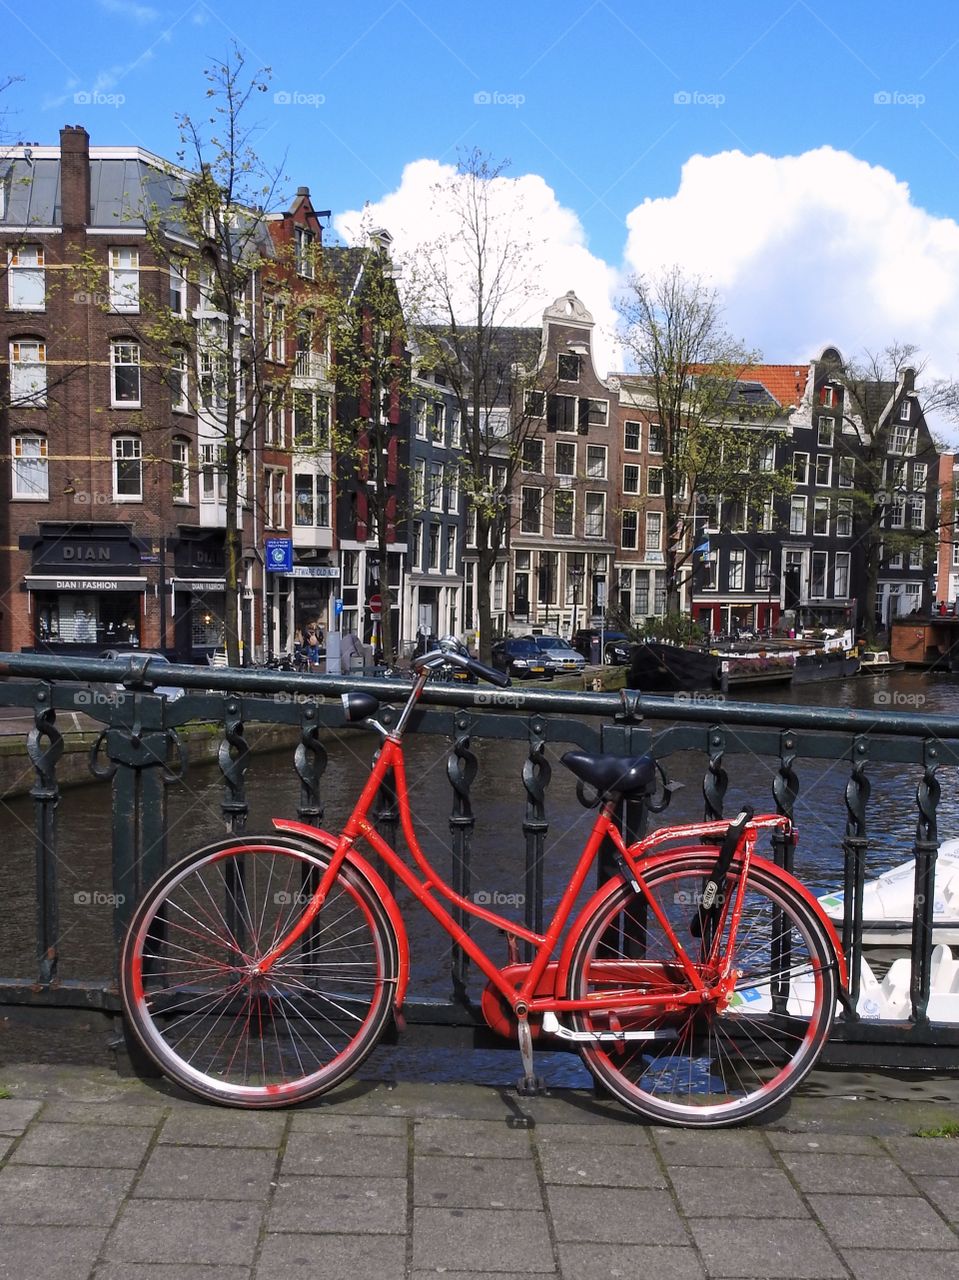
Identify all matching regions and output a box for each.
[121,641,847,1127]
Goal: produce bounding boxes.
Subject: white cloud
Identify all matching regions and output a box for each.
[97,0,159,22]
[622,146,959,399]
[335,159,619,376]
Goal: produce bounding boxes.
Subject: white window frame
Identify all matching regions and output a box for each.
[621,509,638,550]
[645,510,663,554]
[170,347,189,412]
[789,496,807,535]
[815,454,832,487]
[754,549,771,592]
[111,340,141,407]
[647,467,663,497]
[584,491,605,538]
[793,452,809,484]
[169,258,188,315]
[647,422,664,454]
[108,246,139,312]
[554,440,576,477]
[728,549,745,591]
[553,489,574,537]
[520,486,543,535]
[171,437,190,504]
[810,551,828,599]
[813,496,830,536]
[112,435,143,502]
[586,444,607,479]
[817,416,834,446]
[758,440,776,472]
[9,339,47,406]
[822,385,835,408]
[623,420,642,452]
[521,438,544,473]
[8,244,45,310]
[294,225,315,279]
[912,462,928,491]
[201,443,227,503]
[550,394,578,433]
[838,455,855,488]
[836,498,853,538]
[834,552,850,598]
[623,463,641,494]
[899,398,912,422]
[909,496,925,530]
[11,433,48,498]
[428,521,441,571]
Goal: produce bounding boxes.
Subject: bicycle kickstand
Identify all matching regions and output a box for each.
[516,1015,546,1097]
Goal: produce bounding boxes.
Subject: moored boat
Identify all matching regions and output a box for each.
[818,840,959,947]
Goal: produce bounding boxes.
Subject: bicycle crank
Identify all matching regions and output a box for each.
[541,1012,678,1044]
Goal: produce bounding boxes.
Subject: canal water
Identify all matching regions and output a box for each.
[1,669,956,1084]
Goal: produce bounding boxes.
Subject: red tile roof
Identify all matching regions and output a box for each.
[739,364,808,407]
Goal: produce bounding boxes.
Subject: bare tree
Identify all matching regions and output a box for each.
[616,267,789,617]
[405,150,546,660]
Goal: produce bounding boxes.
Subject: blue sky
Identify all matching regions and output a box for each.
[6,0,959,409]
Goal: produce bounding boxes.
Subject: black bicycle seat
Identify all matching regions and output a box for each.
[561,751,656,796]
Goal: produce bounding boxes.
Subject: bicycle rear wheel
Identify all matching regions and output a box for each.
[121,837,398,1107]
[566,851,839,1127]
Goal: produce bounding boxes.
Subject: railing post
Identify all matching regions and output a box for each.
[840,740,871,1019]
[522,715,551,957]
[771,731,800,873]
[910,742,941,1025]
[703,728,728,820]
[294,702,328,829]
[448,710,477,998]
[27,693,62,986]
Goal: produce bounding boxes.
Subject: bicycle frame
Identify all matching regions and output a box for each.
[257,689,810,1023]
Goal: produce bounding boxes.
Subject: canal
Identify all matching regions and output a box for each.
[1,668,956,1083]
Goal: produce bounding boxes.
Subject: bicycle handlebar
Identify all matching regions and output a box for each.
[412,648,511,688]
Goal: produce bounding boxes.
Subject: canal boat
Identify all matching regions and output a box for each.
[626,638,860,694]
[817,840,959,947]
[858,650,906,676]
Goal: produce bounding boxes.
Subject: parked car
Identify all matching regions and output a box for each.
[523,635,586,673]
[97,649,185,701]
[571,629,632,664]
[490,638,554,681]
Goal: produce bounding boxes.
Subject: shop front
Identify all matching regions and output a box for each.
[284,564,339,647]
[169,530,228,663]
[20,523,151,653]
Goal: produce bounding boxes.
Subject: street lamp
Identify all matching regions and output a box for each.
[569,564,585,639]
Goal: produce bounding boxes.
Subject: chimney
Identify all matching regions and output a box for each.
[60,125,90,229]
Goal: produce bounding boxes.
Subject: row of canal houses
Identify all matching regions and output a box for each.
[0,125,945,662]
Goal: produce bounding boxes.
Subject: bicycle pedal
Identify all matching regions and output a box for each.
[516,1074,546,1097]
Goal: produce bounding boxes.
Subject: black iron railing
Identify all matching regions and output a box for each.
[1,649,957,1066]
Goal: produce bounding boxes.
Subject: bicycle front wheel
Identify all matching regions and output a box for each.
[121,837,398,1107]
[566,852,839,1127]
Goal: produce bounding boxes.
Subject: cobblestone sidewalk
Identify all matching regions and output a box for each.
[0,1063,957,1279]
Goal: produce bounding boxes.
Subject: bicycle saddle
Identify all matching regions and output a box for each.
[561,751,656,796]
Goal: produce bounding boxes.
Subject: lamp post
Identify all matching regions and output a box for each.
[569,564,585,639]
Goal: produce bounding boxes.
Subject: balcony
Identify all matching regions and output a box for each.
[294,351,327,381]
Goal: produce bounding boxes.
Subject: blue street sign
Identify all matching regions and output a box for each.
[265,537,293,573]
[334,598,344,616]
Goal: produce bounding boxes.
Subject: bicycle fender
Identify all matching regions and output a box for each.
[555,847,847,994]
[271,818,411,1011]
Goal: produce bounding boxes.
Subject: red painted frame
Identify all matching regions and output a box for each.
[259,729,847,1019]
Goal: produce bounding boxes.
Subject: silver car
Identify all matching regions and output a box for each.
[525,635,587,673]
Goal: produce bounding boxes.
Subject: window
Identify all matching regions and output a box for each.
[701,551,718,591]
[792,452,809,484]
[838,455,855,488]
[834,552,850,598]
[414,399,428,439]
[547,394,577,431]
[648,422,663,454]
[890,495,906,528]
[584,399,608,428]
[758,441,776,471]
[557,353,580,382]
[109,247,139,311]
[701,495,721,531]
[623,463,641,494]
[411,521,422,569]
[730,498,747,533]
[11,433,48,498]
[111,341,140,406]
[754,549,771,592]
[836,498,853,537]
[811,551,828,599]
[553,490,574,536]
[9,339,47,405]
[112,436,142,500]
[909,547,923,570]
[169,259,187,315]
[294,225,315,278]
[821,385,835,408]
[817,416,834,446]
[8,245,45,310]
[899,398,912,422]
[889,423,914,455]
[912,462,928,491]
[524,389,545,417]
[645,511,663,555]
[538,550,558,604]
[521,438,544,473]
[621,510,638,549]
[428,522,441,571]
[294,472,330,526]
[624,420,642,451]
[430,402,445,441]
[909,496,925,529]
[647,467,663,496]
[520,486,543,534]
[447,409,461,448]
[171,438,190,503]
[264,467,285,527]
[584,492,605,537]
[555,441,576,476]
[814,497,830,535]
[728,549,745,591]
[170,347,189,412]
[198,349,225,411]
[427,462,443,510]
[201,444,227,502]
[293,391,329,449]
[760,493,774,531]
[586,444,607,478]
[445,525,457,573]
[789,496,807,534]
[444,465,459,513]
[486,409,510,438]
[411,459,425,508]
[815,454,832,486]
[266,299,286,362]
[887,549,903,569]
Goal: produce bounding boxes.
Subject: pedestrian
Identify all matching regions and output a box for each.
[304,621,320,667]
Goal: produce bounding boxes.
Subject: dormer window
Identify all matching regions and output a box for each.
[295,226,315,279]
[900,398,912,422]
[557,353,580,382]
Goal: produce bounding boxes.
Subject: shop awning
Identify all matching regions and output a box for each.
[168,577,228,592]
[25,575,147,592]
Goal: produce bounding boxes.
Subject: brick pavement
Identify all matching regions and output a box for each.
[0,1063,957,1278]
